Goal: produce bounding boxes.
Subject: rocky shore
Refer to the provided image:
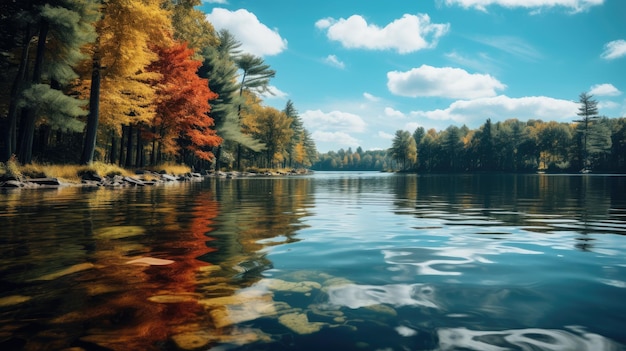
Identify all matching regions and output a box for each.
[0,168,313,189]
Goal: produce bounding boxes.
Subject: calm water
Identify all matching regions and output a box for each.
[1,172,626,351]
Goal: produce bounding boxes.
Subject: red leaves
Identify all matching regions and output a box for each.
[149,41,222,161]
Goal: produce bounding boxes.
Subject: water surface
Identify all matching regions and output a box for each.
[1,173,625,350]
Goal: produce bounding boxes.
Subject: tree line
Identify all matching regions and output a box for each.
[0,0,317,171]
[314,93,626,173]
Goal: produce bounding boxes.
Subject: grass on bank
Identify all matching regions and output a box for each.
[0,156,191,183]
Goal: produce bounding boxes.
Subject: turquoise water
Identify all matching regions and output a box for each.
[1,173,625,350]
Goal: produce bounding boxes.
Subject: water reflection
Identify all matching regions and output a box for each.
[436,326,620,351]
[1,174,626,350]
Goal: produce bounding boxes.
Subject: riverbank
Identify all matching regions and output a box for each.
[0,160,313,189]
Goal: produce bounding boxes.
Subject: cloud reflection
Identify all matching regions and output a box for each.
[436,326,620,351]
[326,283,438,309]
[383,241,542,276]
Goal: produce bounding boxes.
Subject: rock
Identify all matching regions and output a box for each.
[161,174,178,182]
[28,177,61,186]
[278,312,326,335]
[122,176,145,186]
[0,180,23,188]
[80,170,102,182]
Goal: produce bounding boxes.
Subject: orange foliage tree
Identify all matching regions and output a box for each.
[148,42,222,164]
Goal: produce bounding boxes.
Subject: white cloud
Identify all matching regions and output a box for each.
[378,131,395,139]
[384,107,406,118]
[409,95,578,127]
[601,39,626,60]
[301,109,367,132]
[363,92,381,102]
[260,85,288,99]
[311,131,360,148]
[202,0,228,3]
[315,14,449,54]
[444,0,604,13]
[598,101,620,110]
[324,54,345,69]
[387,65,506,99]
[205,8,287,56]
[404,122,422,132]
[589,83,621,96]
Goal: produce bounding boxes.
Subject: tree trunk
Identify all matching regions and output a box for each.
[17,20,48,164]
[119,125,126,167]
[3,26,33,162]
[125,124,134,168]
[80,46,102,164]
[135,126,143,167]
[110,130,118,164]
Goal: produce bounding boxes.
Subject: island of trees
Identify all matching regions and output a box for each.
[0,0,317,173]
[313,93,626,174]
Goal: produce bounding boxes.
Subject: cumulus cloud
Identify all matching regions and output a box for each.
[387,65,506,99]
[444,0,604,13]
[301,109,367,132]
[384,107,406,118]
[202,0,228,3]
[589,83,621,96]
[409,95,578,127]
[205,8,287,56]
[315,14,449,54]
[324,54,345,69]
[601,40,626,60]
[311,131,360,148]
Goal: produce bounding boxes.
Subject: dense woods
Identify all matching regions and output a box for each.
[314,94,625,173]
[0,0,317,171]
[313,109,626,173]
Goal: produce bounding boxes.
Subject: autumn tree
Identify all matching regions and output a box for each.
[148,42,221,166]
[80,0,172,165]
[167,0,218,53]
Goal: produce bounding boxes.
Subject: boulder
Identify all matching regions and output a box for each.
[0,180,23,188]
[80,170,103,182]
[28,178,62,186]
[122,176,145,186]
[160,174,178,182]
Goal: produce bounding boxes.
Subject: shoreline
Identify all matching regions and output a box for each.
[0,168,314,189]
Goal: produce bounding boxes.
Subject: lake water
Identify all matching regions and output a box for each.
[1,172,626,351]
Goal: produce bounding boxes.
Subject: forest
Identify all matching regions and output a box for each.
[313,95,626,173]
[0,0,318,172]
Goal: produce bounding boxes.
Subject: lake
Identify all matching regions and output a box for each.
[1,172,625,351]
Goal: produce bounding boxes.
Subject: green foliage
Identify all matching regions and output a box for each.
[236,53,275,95]
[19,84,86,132]
[314,117,625,173]
[389,130,417,170]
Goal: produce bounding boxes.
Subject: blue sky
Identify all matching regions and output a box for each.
[199,0,626,153]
